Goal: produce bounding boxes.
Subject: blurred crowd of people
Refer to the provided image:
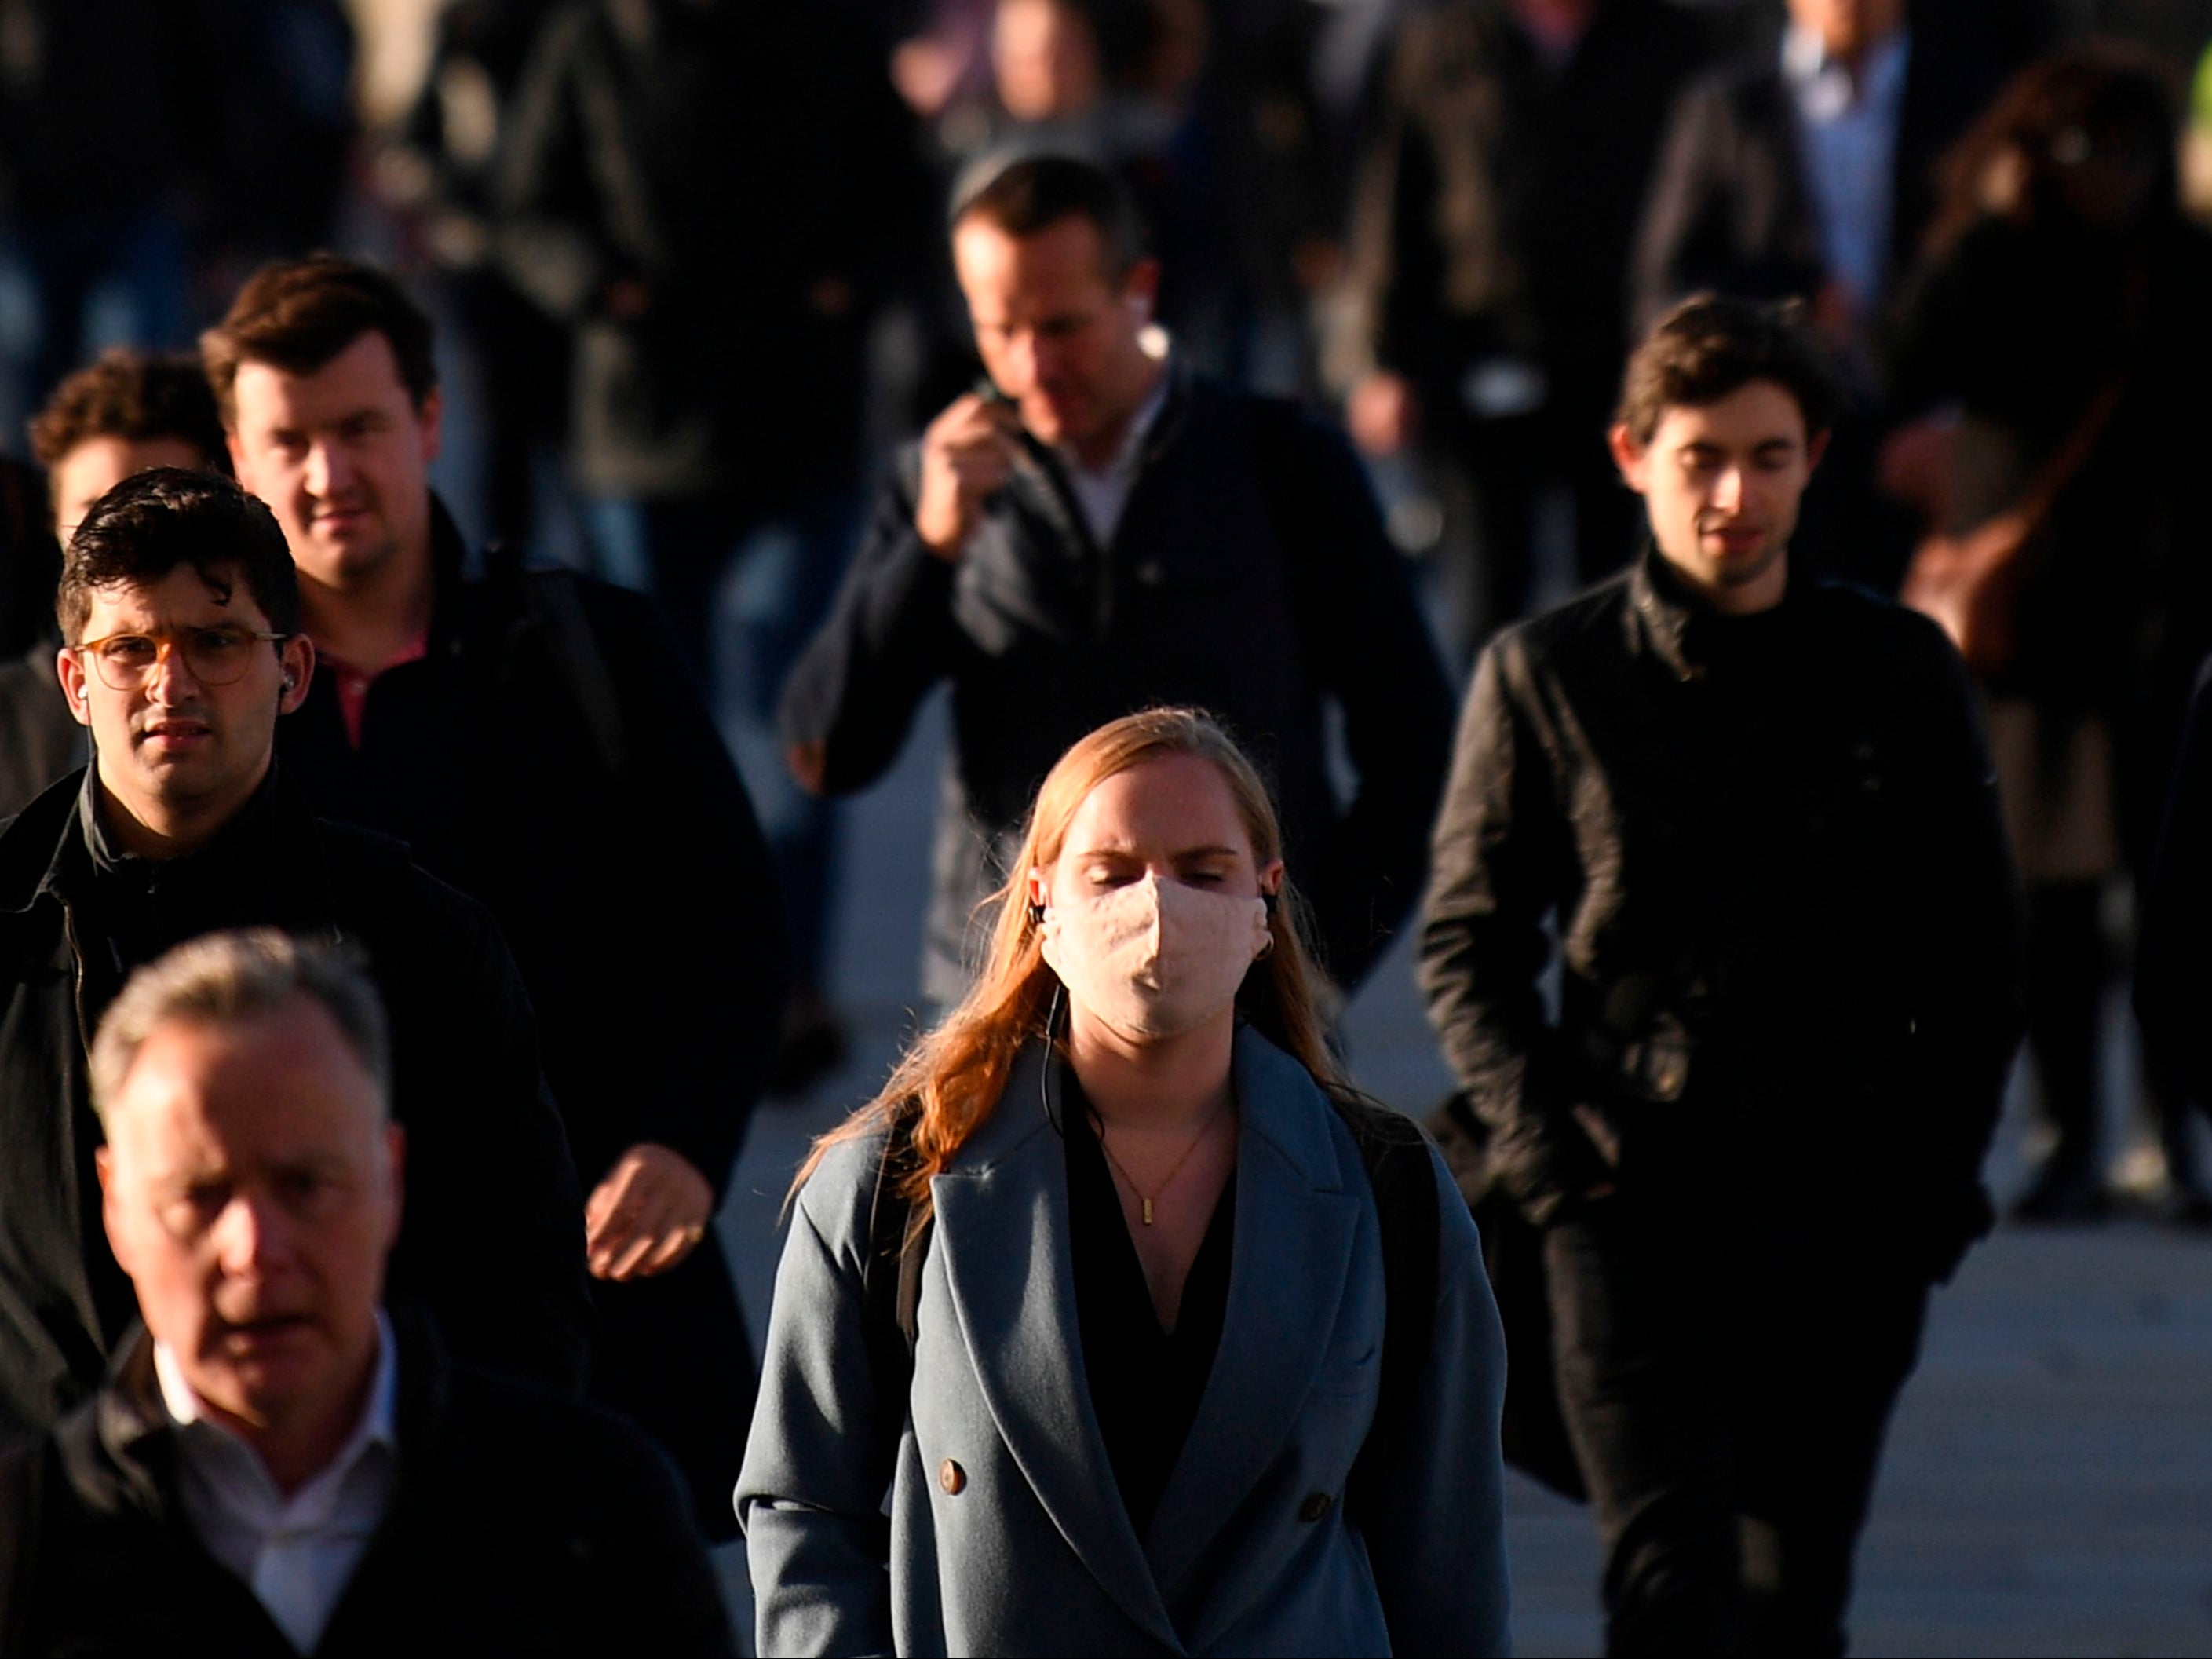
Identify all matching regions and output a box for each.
[1,0,2211,1653]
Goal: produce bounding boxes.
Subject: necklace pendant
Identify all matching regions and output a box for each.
[1141,1197,1155,1226]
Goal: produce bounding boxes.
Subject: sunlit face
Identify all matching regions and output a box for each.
[226,331,442,597]
[1031,751,1283,921]
[1611,380,1825,614]
[1787,0,1906,61]
[51,436,214,543]
[954,214,1160,456]
[57,566,313,835]
[993,0,1102,122]
[98,997,403,1440]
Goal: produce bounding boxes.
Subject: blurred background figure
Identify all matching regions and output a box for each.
[1889,43,2212,1226]
[493,0,929,1094]
[375,0,571,554]
[1330,0,1714,660]
[1631,0,2048,593]
[0,0,206,423]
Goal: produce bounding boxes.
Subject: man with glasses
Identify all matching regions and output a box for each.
[0,467,590,1451]
[2,349,232,818]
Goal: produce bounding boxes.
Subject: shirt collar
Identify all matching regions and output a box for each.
[1059,360,1173,483]
[155,1308,400,1473]
[1781,22,1909,119]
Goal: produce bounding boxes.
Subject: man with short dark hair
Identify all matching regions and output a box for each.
[2,349,232,817]
[1420,295,2024,1652]
[0,468,591,1448]
[0,929,737,1656]
[785,152,1455,1003]
[204,253,787,1537]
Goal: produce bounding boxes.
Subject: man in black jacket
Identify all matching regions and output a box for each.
[0,929,734,1657]
[1420,297,2021,1652]
[783,155,1455,1004]
[205,254,786,1537]
[0,470,590,1448]
[2,349,233,820]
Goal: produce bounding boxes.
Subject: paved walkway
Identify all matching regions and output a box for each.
[716,689,2212,1657]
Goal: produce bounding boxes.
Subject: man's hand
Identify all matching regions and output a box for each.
[586,1143,714,1281]
[914,392,1022,560]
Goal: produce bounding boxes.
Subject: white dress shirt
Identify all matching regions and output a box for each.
[1059,367,1172,549]
[1782,21,1912,315]
[155,1312,400,1655]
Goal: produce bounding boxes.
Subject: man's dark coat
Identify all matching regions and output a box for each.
[1630,24,2025,331]
[494,0,925,502]
[1420,553,2024,1281]
[275,502,786,1539]
[1344,0,1711,440]
[0,768,591,1442]
[783,371,1456,1003]
[0,1312,737,1657]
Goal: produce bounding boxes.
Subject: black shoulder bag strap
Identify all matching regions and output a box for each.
[863,1107,933,1476]
[1332,1094,1441,1534]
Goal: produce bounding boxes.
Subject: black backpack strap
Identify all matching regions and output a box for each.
[0,1435,48,1648]
[1331,1094,1442,1533]
[862,1107,932,1477]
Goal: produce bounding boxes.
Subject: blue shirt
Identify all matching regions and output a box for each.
[1783,22,1911,314]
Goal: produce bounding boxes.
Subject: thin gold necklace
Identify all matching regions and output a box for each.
[1096,1098,1229,1226]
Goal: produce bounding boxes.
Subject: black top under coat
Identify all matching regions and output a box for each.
[1056,1066,1237,1537]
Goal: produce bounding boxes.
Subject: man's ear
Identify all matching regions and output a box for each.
[417,388,445,466]
[96,1146,131,1276]
[383,1123,407,1250]
[1607,423,1650,494]
[1806,429,1832,474]
[224,429,252,493]
[277,634,316,716]
[1122,258,1162,327]
[56,645,92,728]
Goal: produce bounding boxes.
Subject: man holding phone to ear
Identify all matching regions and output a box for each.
[784,152,1455,1009]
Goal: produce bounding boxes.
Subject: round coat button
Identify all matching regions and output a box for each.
[939,1459,967,1496]
[1298,1492,1333,1523]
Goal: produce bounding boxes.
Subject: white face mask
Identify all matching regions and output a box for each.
[1038,874,1271,1041]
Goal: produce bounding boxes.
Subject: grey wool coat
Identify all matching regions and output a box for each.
[737,1025,1513,1657]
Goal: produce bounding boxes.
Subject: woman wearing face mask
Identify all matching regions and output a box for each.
[739,707,1510,1657]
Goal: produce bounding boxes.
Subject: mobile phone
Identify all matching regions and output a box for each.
[973,376,1049,462]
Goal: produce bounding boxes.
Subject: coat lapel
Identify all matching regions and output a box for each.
[929,1043,1184,1653]
[1142,1027,1364,1635]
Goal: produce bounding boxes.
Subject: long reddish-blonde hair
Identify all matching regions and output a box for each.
[794,707,1348,1223]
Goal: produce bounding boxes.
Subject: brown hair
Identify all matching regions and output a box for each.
[201,254,439,428]
[1925,42,2177,258]
[57,468,301,643]
[950,152,1147,277]
[29,349,228,472]
[1614,294,1842,447]
[794,707,1345,1226]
